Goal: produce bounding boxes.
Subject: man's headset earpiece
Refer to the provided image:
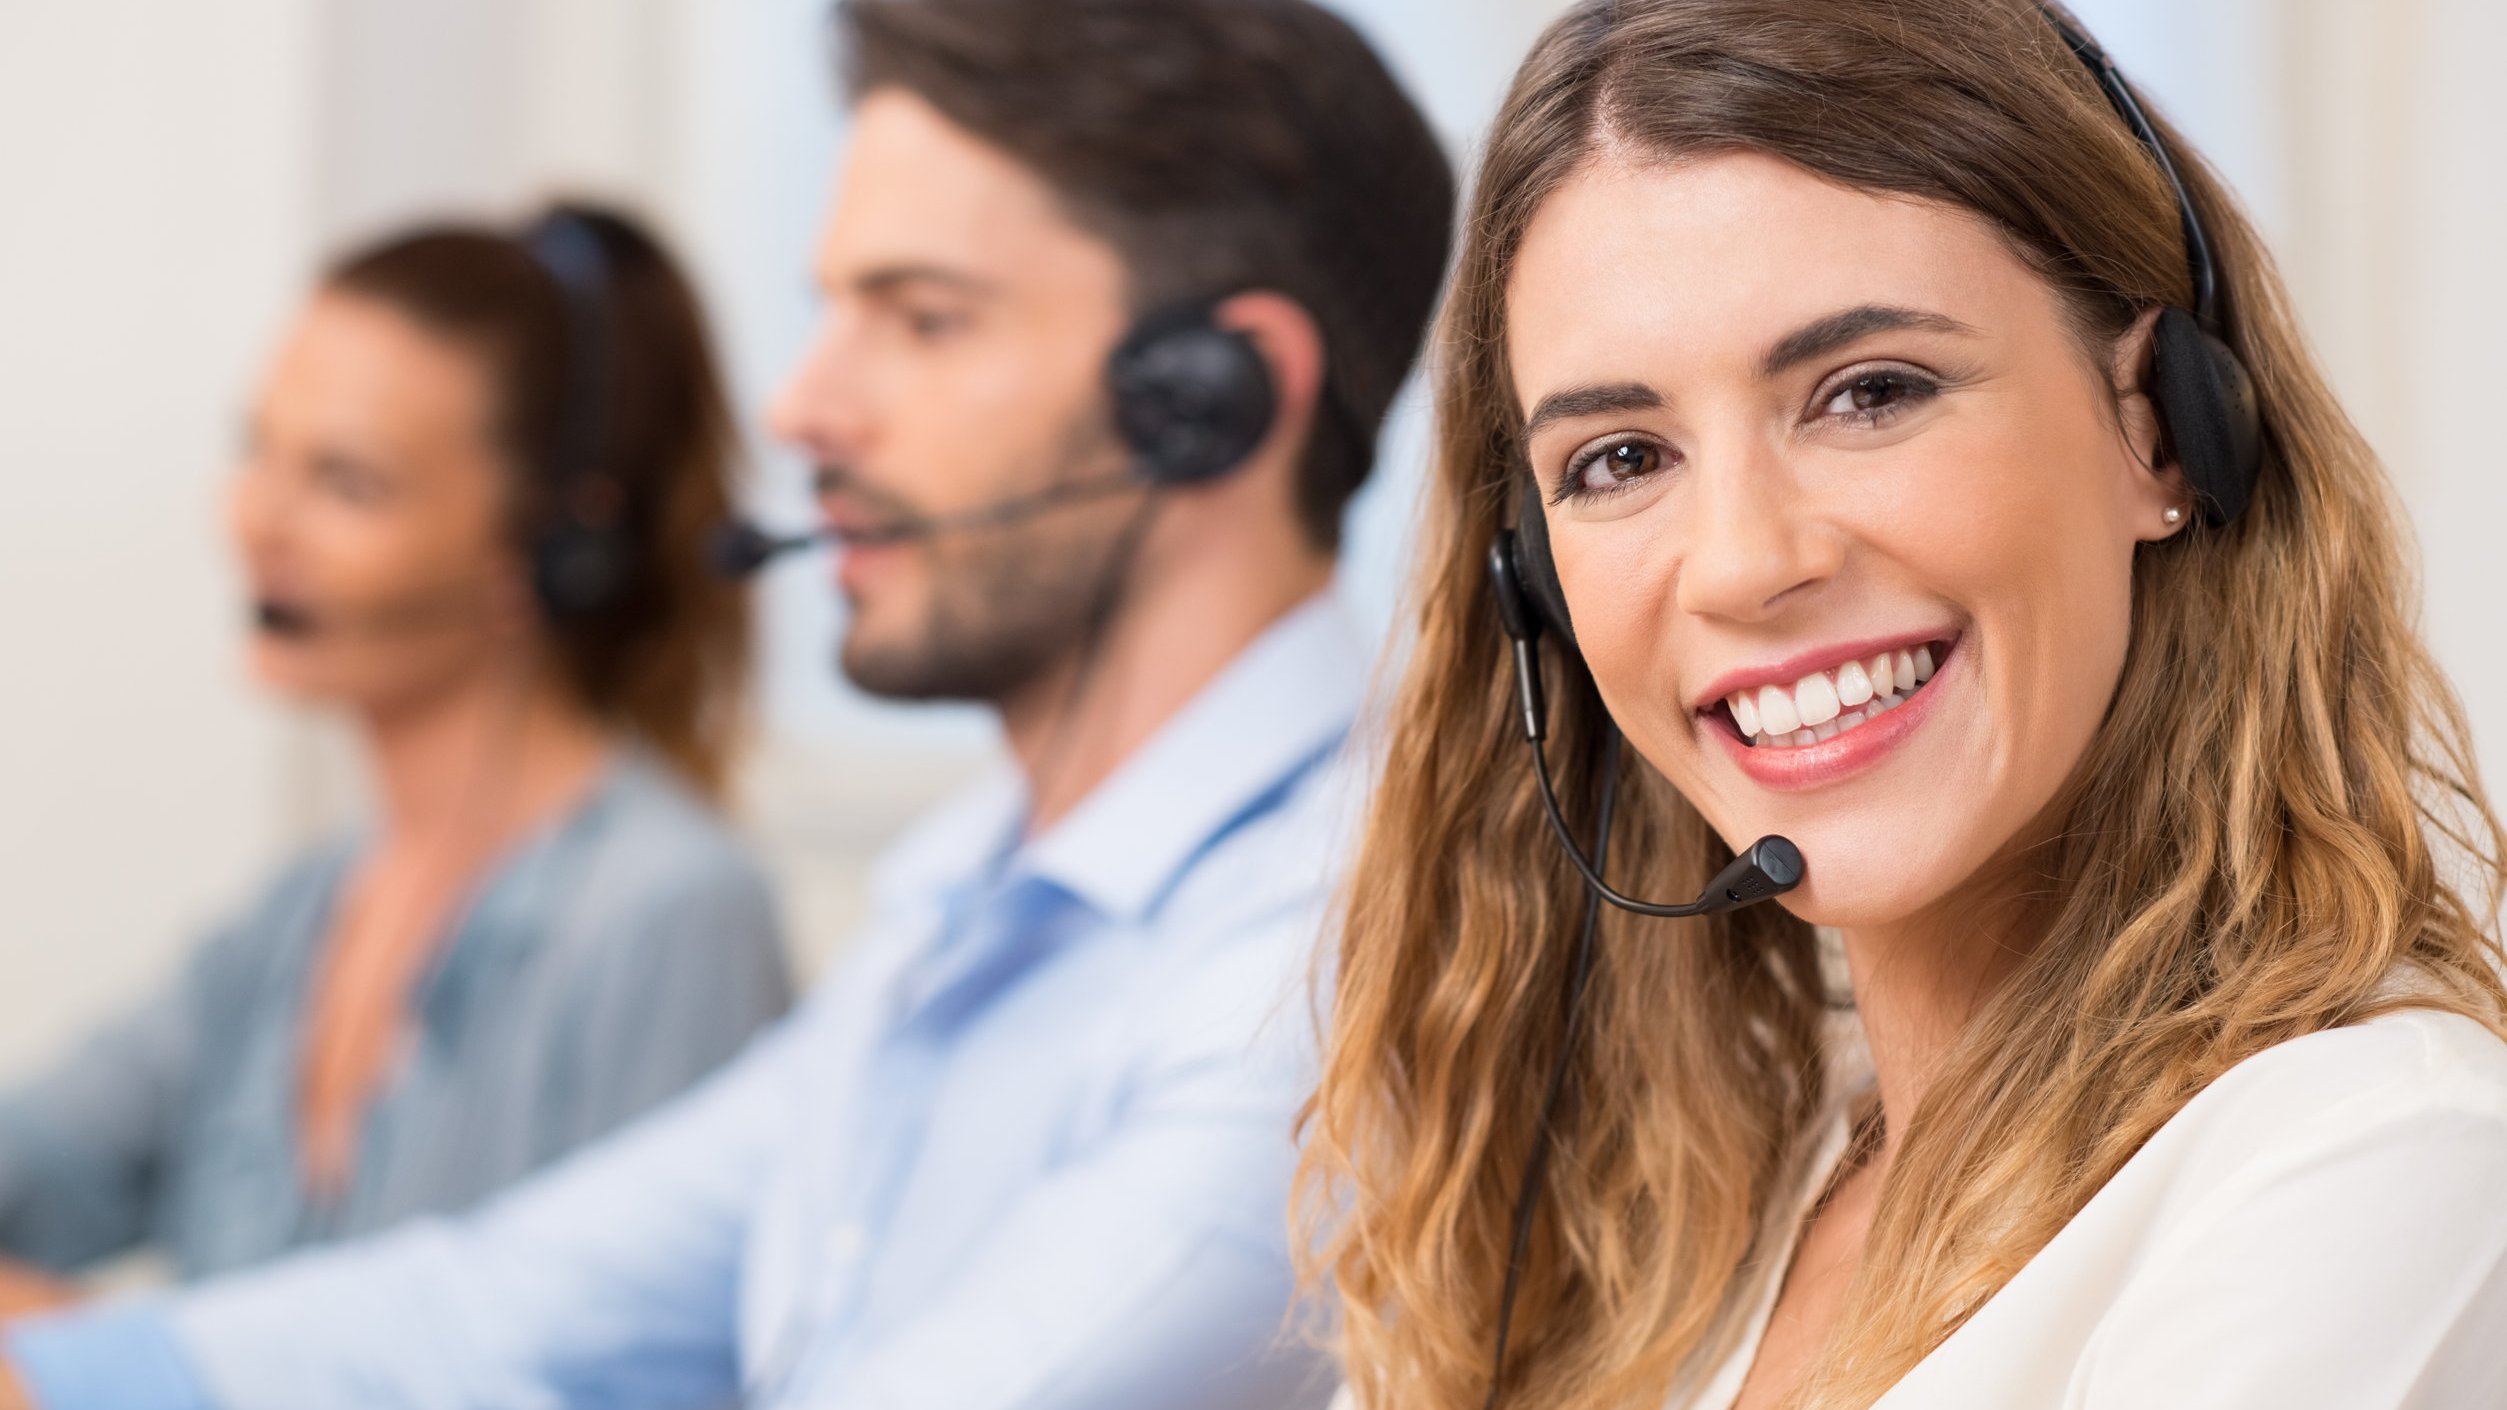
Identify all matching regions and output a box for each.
[1108,297,1279,487]
[523,212,637,618]
[712,295,1281,576]
[2051,12,2263,527]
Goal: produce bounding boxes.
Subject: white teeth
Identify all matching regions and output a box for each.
[1794,672,1841,728]
[1835,659,1873,708]
[1721,641,1945,748]
[1756,683,1801,736]
[1730,689,1760,738]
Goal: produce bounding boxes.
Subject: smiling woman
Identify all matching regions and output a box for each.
[1299,2,2507,1409]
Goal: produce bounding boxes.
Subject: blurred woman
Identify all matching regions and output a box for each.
[0,205,790,1290]
[1303,3,2507,1408]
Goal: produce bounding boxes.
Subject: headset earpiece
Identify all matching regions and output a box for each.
[532,503,635,619]
[2050,7,2264,528]
[524,211,636,621]
[1107,301,1277,487]
[1507,475,1577,648]
[2148,306,2261,526]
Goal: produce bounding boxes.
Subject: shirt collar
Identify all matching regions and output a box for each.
[870,592,1370,925]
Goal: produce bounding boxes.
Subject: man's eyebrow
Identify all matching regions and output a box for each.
[1759,304,1976,379]
[847,264,1002,298]
[1520,381,1667,445]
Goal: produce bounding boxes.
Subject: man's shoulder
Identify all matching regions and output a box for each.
[1160,740,1373,939]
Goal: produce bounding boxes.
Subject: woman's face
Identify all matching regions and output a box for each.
[1507,151,2181,929]
[230,291,536,712]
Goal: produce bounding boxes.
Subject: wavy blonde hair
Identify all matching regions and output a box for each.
[1295,2,2507,1407]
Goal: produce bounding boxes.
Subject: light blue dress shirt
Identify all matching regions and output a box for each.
[10,594,1367,1410]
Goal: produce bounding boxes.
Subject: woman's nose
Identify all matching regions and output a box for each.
[1672,437,1844,623]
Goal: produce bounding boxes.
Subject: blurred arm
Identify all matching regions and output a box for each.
[0,947,204,1273]
[4,1009,812,1410]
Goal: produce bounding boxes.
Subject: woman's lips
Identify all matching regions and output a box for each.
[1706,636,1960,792]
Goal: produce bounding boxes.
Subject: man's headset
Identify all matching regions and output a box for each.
[710,296,1281,576]
[1470,9,2267,1404]
[255,212,642,641]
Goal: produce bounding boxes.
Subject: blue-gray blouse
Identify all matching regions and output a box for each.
[0,748,792,1279]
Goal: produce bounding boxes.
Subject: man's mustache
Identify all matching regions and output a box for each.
[811,464,923,524]
[811,462,1145,547]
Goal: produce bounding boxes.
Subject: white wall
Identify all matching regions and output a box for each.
[0,1,321,1075]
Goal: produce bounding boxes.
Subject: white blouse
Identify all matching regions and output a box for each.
[1338,1007,2507,1409]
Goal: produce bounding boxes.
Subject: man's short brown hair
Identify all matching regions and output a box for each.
[839,0,1457,552]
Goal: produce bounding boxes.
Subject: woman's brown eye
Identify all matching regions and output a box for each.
[1557,437,1672,502]
[1823,369,1939,422]
[1607,443,1654,477]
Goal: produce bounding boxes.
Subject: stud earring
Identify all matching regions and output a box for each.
[2162,505,2185,527]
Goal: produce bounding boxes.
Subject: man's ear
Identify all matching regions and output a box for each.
[2110,307,2191,540]
[1209,290,1326,468]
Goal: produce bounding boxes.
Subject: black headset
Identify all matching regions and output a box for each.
[522,211,639,619]
[710,294,1283,575]
[2049,10,2264,527]
[1472,9,2263,1404]
[1107,296,1280,488]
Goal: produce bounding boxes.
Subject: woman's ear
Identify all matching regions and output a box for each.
[485,543,547,640]
[2110,307,2191,541]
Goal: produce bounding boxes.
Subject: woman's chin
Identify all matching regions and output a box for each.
[245,648,354,710]
[1751,842,1970,933]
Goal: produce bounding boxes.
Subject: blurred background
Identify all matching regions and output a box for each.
[1,0,2501,1081]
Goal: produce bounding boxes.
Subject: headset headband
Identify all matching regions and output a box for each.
[2044,11,2221,327]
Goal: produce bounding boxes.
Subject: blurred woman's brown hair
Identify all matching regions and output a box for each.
[1296,2,2507,1407]
[326,203,750,797]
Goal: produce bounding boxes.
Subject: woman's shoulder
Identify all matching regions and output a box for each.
[2070,1004,2507,1269]
[186,833,362,968]
[2178,1006,2507,1149]
[2117,1006,2507,1213]
[1885,1009,2507,1407]
[510,748,788,969]
[572,748,776,899]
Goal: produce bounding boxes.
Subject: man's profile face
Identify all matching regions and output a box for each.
[770,87,1143,702]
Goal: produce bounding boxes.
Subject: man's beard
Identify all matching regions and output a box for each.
[837,417,1141,705]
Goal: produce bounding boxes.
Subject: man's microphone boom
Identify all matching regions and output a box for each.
[709,472,1142,579]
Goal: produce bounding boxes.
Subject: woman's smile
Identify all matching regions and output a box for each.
[1701,633,1960,792]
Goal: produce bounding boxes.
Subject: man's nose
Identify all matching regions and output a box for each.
[768,322,872,458]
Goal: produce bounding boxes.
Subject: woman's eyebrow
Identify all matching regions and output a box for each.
[1759,304,1975,379]
[1520,381,1665,447]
